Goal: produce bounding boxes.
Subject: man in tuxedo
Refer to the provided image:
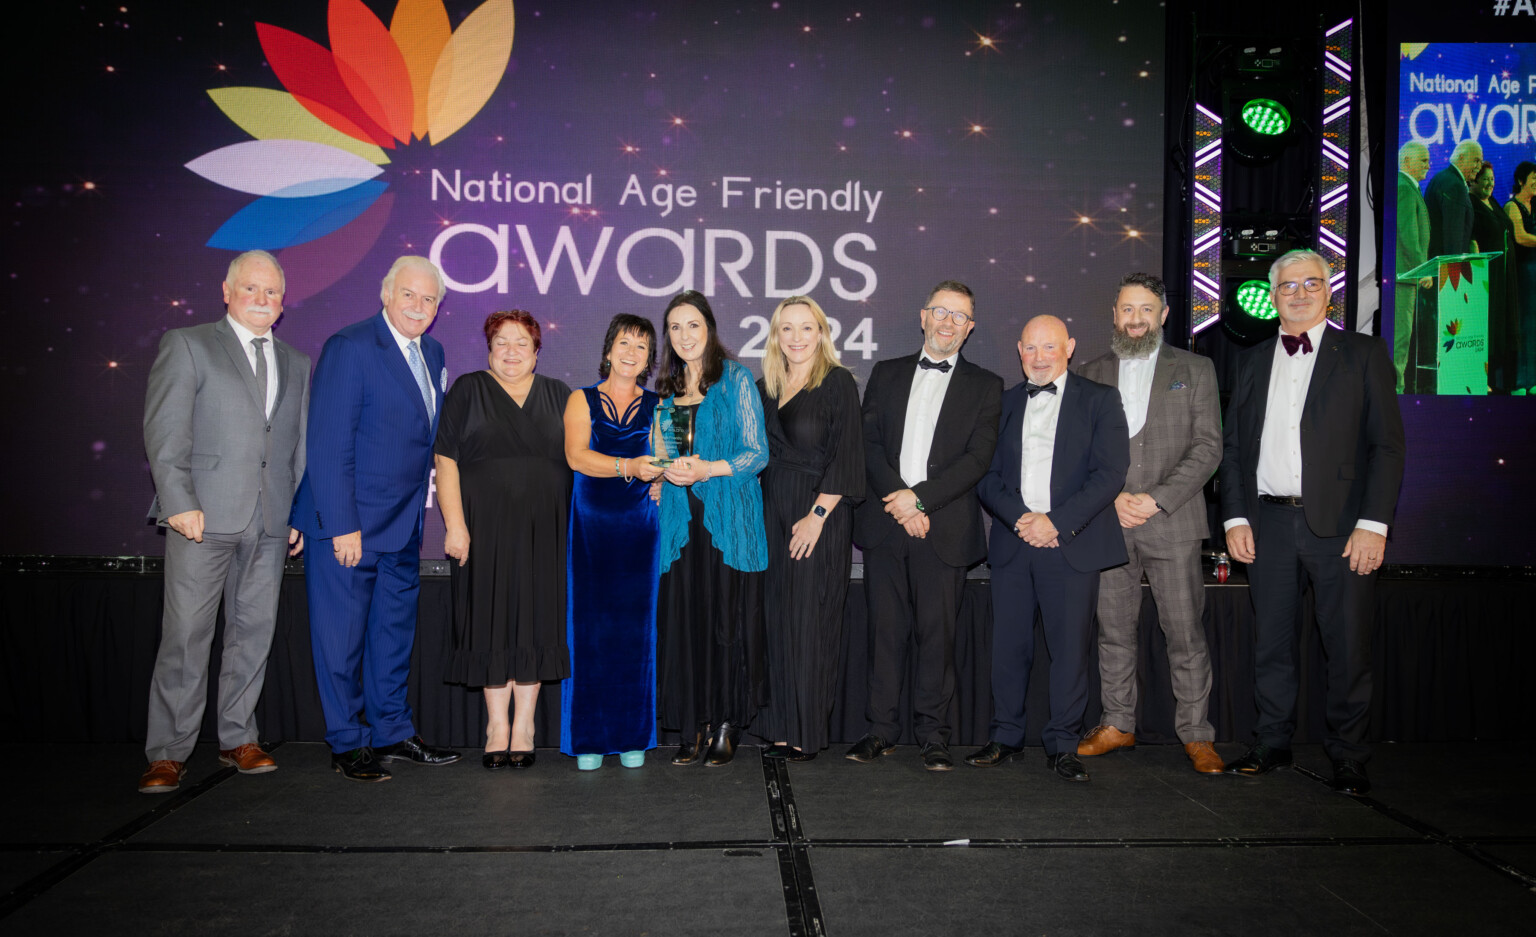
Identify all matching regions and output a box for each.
[968,315,1127,782]
[845,280,1003,771]
[1220,249,1406,796]
[1425,139,1481,259]
[139,250,308,793]
[1395,142,1432,393]
[290,256,462,781]
[1073,274,1223,775]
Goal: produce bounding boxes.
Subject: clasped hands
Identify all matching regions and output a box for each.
[1013,512,1059,548]
[1114,492,1160,529]
[882,488,929,539]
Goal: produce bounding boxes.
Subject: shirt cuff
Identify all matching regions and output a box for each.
[1223,517,1249,532]
[1355,520,1388,536]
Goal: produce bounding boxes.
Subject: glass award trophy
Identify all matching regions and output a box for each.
[651,403,695,468]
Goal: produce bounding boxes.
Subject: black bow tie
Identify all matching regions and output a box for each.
[917,357,952,373]
[1281,331,1313,356]
[1026,381,1058,397]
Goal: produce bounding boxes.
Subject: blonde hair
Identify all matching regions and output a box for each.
[761,296,845,399]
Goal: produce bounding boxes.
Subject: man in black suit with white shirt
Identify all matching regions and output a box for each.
[846,280,1003,771]
[968,315,1128,782]
[1220,249,1406,796]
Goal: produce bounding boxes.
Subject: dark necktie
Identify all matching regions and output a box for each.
[251,337,268,417]
[1281,331,1313,356]
[917,357,952,373]
[1026,381,1058,397]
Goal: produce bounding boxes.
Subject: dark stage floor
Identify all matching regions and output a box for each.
[3,742,1532,936]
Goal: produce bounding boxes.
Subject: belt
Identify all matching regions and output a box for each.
[1259,494,1304,507]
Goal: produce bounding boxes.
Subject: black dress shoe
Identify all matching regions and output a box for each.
[332,747,391,782]
[762,743,794,759]
[482,750,512,770]
[705,722,740,767]
[508,751,536,769]
[964,740,1025,767]
[672,728,707,766]
[787,750,817,763]
[1330,759,1371,796]
[844,734,895,763]
[920,743,954,771]
[376,735,462,766]
[1223,743,1293,776]
[1047,752,1090,782]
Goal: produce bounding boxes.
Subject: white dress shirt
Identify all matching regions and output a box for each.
[1223,322,1387,536]
[899,352,958,486]
[1116,344,1159,438]
[225,315,276,418]
[1019,371,1066,514]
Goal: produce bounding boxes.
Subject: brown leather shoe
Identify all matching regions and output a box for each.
[1185,740,1224,774]
[1077,725,1135,756]
[138,760,186,794]
[219,743,277,774]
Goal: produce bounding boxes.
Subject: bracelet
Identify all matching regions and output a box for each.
[621,458,633,483]
[614,457,622,477]
[914,498,926,512]
[701,462,712,481]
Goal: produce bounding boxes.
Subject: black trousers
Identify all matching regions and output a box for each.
[1246,500,1376,763]
[862,532,966,748]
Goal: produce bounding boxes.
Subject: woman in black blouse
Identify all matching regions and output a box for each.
[754,296,864,760]
[435,311,572,769]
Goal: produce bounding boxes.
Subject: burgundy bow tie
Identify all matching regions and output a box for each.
[1281,331,1313,356]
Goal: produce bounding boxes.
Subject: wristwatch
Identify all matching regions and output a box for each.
[812,505,827,518]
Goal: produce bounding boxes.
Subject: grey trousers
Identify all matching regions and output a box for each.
[145,499,285,763]
[1093,529,1214,743]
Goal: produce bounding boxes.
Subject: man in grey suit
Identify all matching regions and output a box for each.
[1073,273,1224,775]
[1395,141,1432,394]
[139,250,309,793]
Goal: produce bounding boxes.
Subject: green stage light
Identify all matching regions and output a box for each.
[1235,280,1277,319]
[1241,98,1291,136]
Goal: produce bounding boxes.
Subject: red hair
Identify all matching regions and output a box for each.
[483,310,541,351]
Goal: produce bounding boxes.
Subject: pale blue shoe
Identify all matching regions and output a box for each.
[576,754,603,771]
[619,750,645,768]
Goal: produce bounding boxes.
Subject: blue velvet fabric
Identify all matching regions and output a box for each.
[658,359,769,573]
[561,386,662,756]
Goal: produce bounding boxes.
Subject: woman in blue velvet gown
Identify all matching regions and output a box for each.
[560,315,665,770]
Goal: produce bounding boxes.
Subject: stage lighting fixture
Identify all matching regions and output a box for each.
[1221,275,1282,345]
[1241,98,1291,136]
[1234,280,1275,319]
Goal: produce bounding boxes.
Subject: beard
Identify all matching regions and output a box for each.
[1111,323,1162,359]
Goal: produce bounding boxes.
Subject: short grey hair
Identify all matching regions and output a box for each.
[1268,249,1332,291]
[1450,139,1484,168]
[380,256,446,304]
[1398,140,1428,169]
[225,250,285,293]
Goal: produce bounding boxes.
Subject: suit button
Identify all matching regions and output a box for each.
[261,461,267,468]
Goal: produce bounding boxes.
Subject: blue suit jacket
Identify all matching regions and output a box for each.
[978,374,1129,573]
[289,312,445,553]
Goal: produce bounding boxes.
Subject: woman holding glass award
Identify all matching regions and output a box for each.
[654,290,770,767]
[560,314,665,770]
[754,297,864,761]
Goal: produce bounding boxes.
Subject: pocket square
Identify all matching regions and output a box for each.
[1168,380,1187,390]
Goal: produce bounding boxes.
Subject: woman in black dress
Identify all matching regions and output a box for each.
[754,296,864,760]
[435,310,573,769]
[1473,161,1520,393]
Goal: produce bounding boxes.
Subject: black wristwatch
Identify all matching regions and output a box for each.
[812,505,828,518]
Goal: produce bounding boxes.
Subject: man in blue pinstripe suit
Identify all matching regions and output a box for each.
[290,256,462,781]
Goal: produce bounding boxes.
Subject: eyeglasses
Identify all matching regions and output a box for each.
[1277,278,1326,295]
[922,306,974,326]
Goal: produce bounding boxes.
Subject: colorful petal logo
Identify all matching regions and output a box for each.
[1444,318,1461,353]
[188,0,515,299]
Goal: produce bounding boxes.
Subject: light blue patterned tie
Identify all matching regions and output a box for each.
[407,341,434,418]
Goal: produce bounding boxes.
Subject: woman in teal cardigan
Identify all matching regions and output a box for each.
[655,290,769,767]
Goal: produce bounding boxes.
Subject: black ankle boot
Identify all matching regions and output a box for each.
[705,722,739,766]
[672,726,708,766]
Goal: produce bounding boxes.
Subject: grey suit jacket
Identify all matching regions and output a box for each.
[1397,171,1431,278]
[144,317,310,537]
[1073,344,1220,543]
